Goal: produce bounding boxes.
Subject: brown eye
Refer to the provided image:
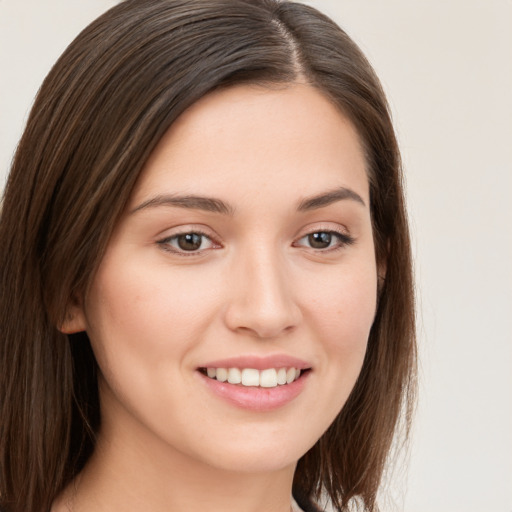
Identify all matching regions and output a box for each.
[176,233,203,251]
[308,232,332,249]
[159,231,216,255]
[294,230,355,251]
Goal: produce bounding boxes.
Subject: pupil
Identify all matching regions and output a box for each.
[178,233,202,251]
[309,232,331,249]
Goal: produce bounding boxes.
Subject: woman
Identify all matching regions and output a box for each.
[0,1,416,511]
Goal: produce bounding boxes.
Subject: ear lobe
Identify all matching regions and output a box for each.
[59,303,87,334]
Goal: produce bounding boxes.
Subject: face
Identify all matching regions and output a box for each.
[69,83,378,475]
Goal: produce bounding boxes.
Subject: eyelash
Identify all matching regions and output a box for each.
[157,230,218,256]
[157,228,355,257]
[293,229,355,252]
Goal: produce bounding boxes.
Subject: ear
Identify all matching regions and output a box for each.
[59,301,87,334]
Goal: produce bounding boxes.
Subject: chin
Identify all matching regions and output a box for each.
[180,424,321,475]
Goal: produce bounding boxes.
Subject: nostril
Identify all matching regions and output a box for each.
[224,307,302,340]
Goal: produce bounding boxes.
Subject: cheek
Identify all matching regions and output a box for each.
[83,253,225,372]
[306,263,377,341]
[302,261,377,389]
[81,255,222,429]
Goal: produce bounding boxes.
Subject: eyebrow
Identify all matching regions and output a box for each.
[297,187,366,211]
[131,186,365,216]
[131,194,235,216]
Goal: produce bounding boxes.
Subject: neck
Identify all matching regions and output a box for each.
[55,403,297,512]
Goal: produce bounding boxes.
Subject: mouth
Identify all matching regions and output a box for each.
[196,356,312,410]
[198,366,311,388]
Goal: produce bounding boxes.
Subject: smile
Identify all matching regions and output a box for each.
[200,367,303,388]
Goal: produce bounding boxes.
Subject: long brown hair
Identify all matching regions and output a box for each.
[0,1,416,511]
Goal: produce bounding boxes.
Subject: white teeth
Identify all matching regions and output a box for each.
[204,366,304,387]
[260,368,278,388]
[216,368,228,382]
[241,368,260,386]
[276,367,287,385]
[227,367,242,384]
[286,367,296,384]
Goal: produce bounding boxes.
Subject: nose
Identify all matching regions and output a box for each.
[223,245,302,339]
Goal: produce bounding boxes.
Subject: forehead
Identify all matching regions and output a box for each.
[131,83,369,208]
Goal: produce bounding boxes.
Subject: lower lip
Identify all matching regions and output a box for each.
[198,371,309,412]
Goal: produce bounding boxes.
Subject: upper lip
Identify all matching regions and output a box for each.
[198,354,311,371]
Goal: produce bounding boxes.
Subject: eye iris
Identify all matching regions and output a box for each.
[308,232,332,249]
[177,233,202,251]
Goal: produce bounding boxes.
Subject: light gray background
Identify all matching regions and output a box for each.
[1,1,511,511]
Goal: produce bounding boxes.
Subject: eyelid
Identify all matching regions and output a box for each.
[293,225,355,251]
[155,223,355,257]
[156,225,222,256]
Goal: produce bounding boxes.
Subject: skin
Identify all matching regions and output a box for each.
[57,83,379,512]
